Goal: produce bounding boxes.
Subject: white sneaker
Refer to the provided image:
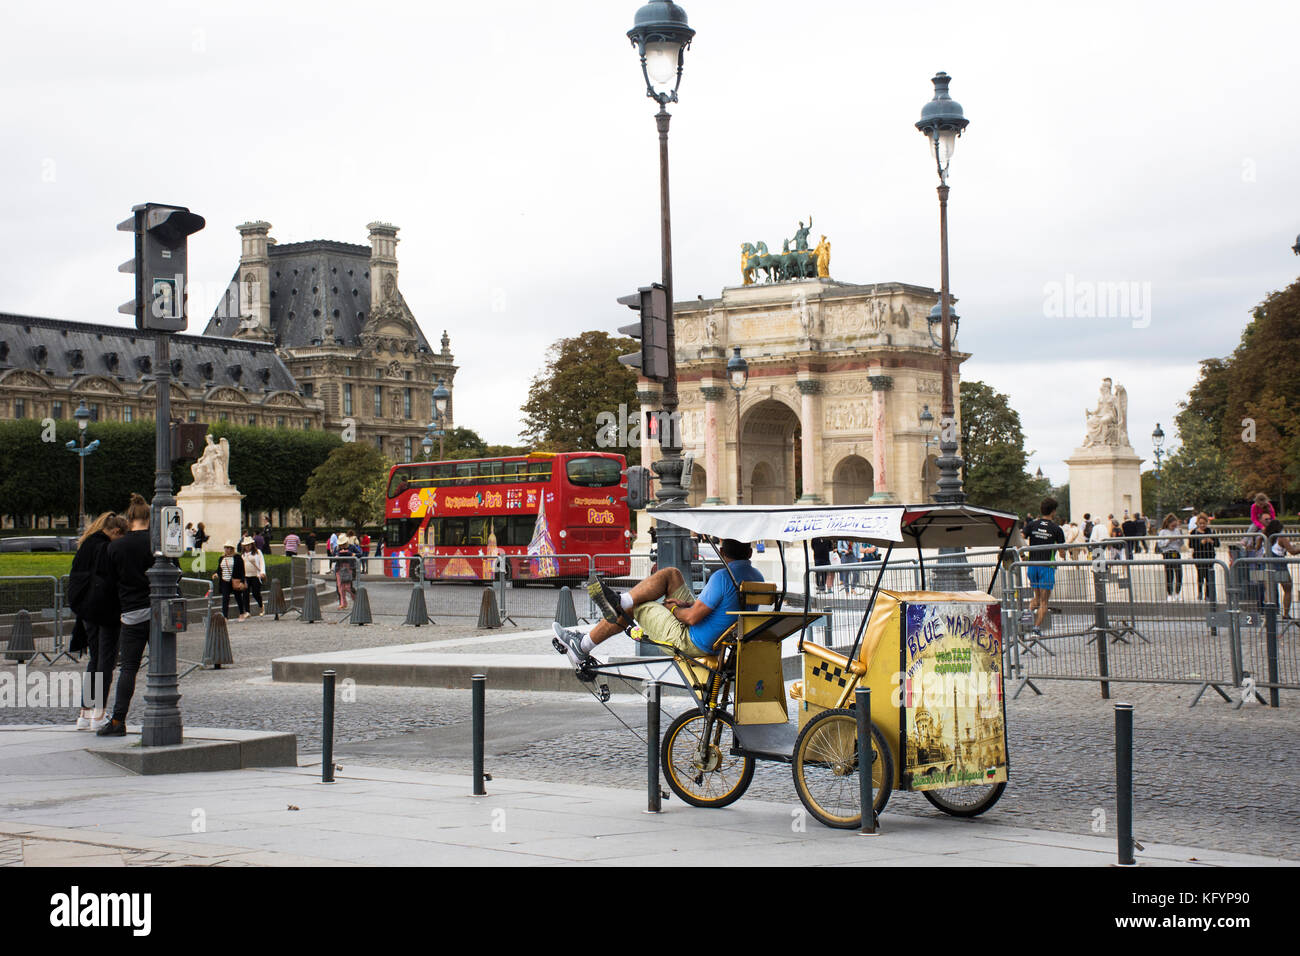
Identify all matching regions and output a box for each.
[551,623,590,667]
[90,715,110,731]
[76,714,91,731]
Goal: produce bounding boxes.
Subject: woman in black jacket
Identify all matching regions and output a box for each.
[97,493,153,738]
[68,511,128,730]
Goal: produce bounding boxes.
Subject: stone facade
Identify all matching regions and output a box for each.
[203,221,457,463]
[644,278,964,507]
[0,313,322,431]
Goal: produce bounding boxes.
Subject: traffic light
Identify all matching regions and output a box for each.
[621,465,653,510]
[170,421,208,464]
[616,283,669,381]
[118,203,206,332]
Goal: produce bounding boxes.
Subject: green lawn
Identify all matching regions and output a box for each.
[0,551,293,582]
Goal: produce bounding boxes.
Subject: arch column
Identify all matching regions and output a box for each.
[867,373,898,503]
[795,377,823,504]
[634,381,662,553]
[700,384,725,504]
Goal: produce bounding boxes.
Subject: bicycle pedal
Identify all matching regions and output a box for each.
[551,637,567,655]
[597,684,610,703]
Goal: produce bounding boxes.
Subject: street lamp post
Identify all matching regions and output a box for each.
[65,401,101,535]
[1152,423,1166,524]
[727,346,749,505]
[916,71,973,589]
[428,379,450,460]
[628,0,695,583]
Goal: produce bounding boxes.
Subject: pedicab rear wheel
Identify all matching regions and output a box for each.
[792,708,893,829]
[661,710,754,808]
[921,781,1006,817]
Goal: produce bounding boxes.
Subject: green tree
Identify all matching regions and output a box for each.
[958,380,1040,514]
[1159,413,1239,513]
[520,330,640,464]
[209,423,342,522]
[1181,278,1300,507]
[299,442,392,531]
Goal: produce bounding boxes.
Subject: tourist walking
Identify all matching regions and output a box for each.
[193,521,209,553]
[811,537,833,593]
[1265,519,1299,619]
[305,530,317,554]
[213,540,250,621]
[96,494,152,737]
[334,534,355,609]
[1188,512,1219,600]
[241,536,267,615]
[282,530,300,558]
[1023,497,1066,637]
[68,512,128,731]
[1157,514,1185,600]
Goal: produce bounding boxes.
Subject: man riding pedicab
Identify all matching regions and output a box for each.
[552,539,764,665]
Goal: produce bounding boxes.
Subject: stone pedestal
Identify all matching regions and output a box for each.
[175,485,245,552]
[1065,446,1143,523]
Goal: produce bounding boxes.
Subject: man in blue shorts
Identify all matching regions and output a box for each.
[553,539,764,664]
[1023,497,1065,637]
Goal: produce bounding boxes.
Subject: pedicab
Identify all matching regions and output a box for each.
[556,503,1022,830]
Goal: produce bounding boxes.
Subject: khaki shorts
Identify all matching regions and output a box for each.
[633,583,710,658]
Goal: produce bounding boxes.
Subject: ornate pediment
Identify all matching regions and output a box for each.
[1,370,52,390]
[207,387,249,404]
[265,391,306,408]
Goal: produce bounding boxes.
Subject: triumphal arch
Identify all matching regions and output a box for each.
[637,226,965,508]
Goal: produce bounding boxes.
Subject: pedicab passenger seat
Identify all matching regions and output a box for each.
[672,581,781,700]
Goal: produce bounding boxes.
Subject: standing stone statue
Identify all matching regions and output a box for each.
[790,216,813,253]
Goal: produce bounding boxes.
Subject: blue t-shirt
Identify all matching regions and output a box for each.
[688,559,765,653]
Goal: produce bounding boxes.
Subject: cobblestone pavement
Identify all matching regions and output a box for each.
[3,609,1297,861]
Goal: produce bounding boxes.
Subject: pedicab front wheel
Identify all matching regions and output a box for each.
[792,708,893,829]
[921,781,1006,817]
[661,710,754,808]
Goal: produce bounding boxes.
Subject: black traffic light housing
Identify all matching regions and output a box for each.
[621,465,653,510]
[170,421,209,464]
[616,283,669,381]
[118,203,206,332]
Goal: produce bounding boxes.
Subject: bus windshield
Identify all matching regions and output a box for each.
[566,456,623,488]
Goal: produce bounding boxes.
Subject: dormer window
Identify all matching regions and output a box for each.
[135,355,152,374]
[103,351,119,371]
[66,349,84,369]
[199,361,213,380]
[227,364,242,382]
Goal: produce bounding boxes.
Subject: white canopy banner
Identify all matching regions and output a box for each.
[652,506,906,544]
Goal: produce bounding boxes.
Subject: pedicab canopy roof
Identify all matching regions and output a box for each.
[652,504,1022,551]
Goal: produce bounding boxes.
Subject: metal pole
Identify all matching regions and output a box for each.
[1263,601,1280,708]
[77,434,85,537]
[321,669,335,783]
[931,183,973,590]
[734,388,743,505]
[142,331,182,747]
[648,103,691,591]
[856,686,876,835]
[646,680,662,813]
[472,673,486,795]
[1115,702,1135,865]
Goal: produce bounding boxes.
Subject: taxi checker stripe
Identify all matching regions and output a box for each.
[812,661,847,687]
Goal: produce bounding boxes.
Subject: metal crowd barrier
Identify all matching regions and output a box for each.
[0,575,65,665]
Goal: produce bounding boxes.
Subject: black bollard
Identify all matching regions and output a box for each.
[856,686,876,835]
[322,670,336,784]
[472,674,486,796]
[1115,702,1134,865]
[646,681,662,813]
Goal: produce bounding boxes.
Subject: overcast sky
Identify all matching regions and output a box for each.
[4,0,1298,484]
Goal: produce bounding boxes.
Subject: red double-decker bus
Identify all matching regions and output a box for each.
[383,451,631,583]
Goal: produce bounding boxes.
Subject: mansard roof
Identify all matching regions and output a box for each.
[0,313,301,394]
[201,239,434,352]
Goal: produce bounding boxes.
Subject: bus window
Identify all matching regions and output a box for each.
[441,518,470,547]
[468,517,492,546]
[422,518,439,547]
[386,518,423,547]
[455,462,477,486]
[507,515,536,547]
[566,456,621,487]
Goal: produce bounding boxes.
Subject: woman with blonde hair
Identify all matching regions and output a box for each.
[68,511,129,730]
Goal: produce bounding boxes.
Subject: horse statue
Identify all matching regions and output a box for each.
[741,241,782,285]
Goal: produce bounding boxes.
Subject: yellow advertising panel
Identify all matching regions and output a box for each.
[899,597,1007,791]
